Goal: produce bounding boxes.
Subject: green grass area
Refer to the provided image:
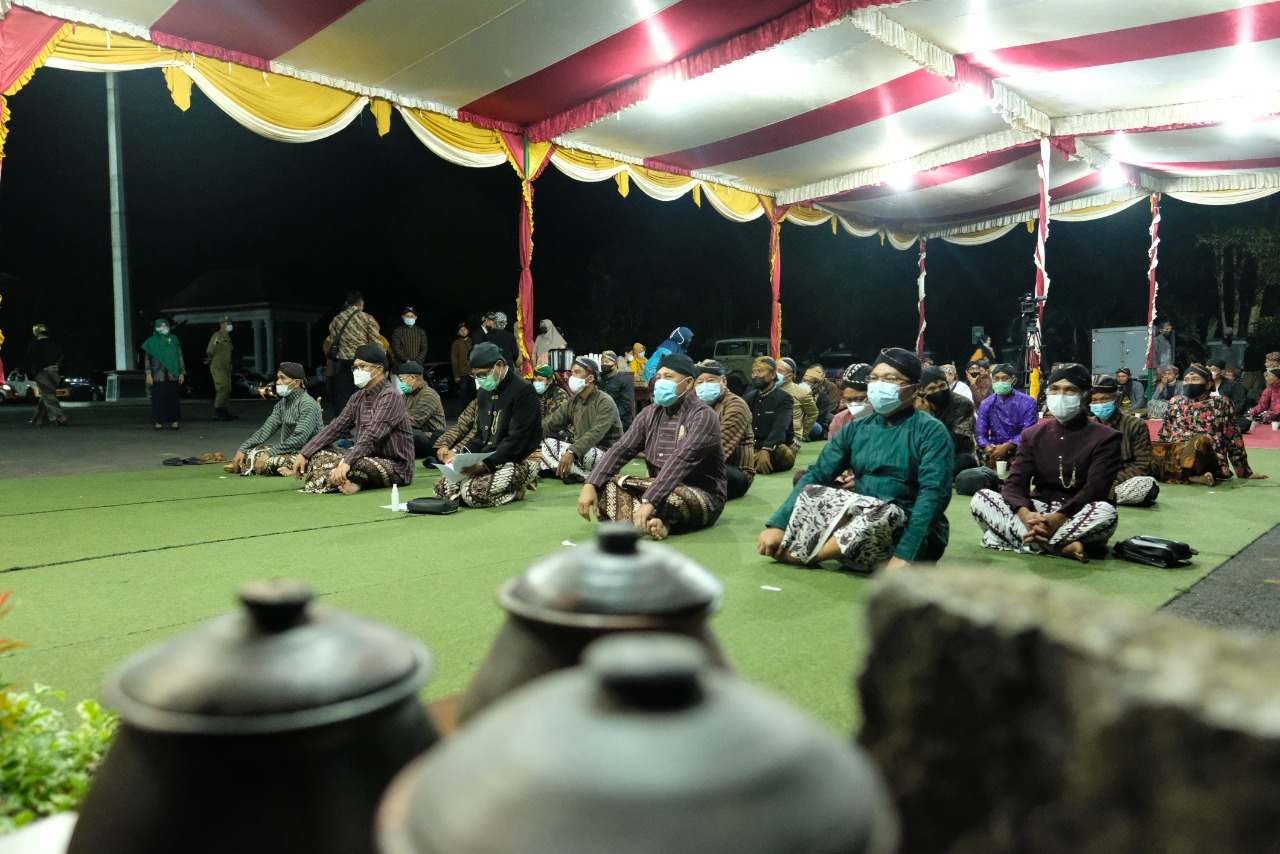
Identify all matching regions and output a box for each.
[2,445,1278,733]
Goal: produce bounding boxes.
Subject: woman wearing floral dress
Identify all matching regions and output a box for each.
[1155,364,1266,486]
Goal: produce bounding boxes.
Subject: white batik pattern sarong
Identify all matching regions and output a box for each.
[780,485,907,571]
[433,460,539,508]
[970,488,1117,554]
[1115,475,1159,506]
[539,439,604,477]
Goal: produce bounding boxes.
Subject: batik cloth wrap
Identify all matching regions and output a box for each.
[970,489,1117,553]
[433,461,539,507]
[597,475,717,534]
[778,485,907,571]
[302,448,406,493]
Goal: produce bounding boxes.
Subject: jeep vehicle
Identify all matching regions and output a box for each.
[711,337,792,394]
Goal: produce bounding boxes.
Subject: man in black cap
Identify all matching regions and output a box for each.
[743,356,796,474]
[916,365,979,477]
[1207,357,1250,431]
[693,358,755,499]
[293,343,414,494]
[390,307,428,371]
[479,310,519,367]
[540,356,624,485]
[580,353,726,540]
[226,361,323,476]
[759,347,954,573]
[1113,366,1146,414]
[1089,375,1158,506]
[597,349,635,429]
[974,362,1037,473]
[397,360,446,459]
[432,341,542,507]
[971,363,1121,563]
[777,356,818,442]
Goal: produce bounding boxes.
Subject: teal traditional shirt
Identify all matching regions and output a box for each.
[766,407,954,562]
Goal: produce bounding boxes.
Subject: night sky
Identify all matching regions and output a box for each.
[0,66,1273,375]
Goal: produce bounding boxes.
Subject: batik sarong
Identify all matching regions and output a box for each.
[1115,475,1159,506]
[241,445,294,477]
[302,448,405,493]
[597,475,718,534]
[1150,436,1216,482]
[539,439,604,478]
[433,461,538,508]
[778,486,907,571]
[768,444,796,473]
[970,489,1117,554]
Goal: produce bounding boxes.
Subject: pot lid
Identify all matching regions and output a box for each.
[380,634,897,854]
[504,524,722,617]
[104,580,432,735]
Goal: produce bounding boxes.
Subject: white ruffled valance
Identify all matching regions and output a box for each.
[1167,186,1280,205]
[1053,94,1280,137]
[940,223,1018,246]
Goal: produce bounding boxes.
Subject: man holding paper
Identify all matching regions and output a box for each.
[432,342,542,507]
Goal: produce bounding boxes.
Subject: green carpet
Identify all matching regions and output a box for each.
[3,445,1278,733]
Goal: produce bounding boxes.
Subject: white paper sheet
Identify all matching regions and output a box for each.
[433,452,495,484]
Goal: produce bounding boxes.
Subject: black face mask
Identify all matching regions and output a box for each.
[750,377,770,391]
[1184,382,1208,398]
[538,323,548,335]
[601,364,615,375]
[925,390,951,410]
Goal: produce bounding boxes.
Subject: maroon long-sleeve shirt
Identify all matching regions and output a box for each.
[1001,414,1121,516]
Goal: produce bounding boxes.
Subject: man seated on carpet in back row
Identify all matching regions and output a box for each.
[579,354,726,541]
[693,359,756,500]
[225,362,323,476]
[777,357,819,443]
[397,361,446,460]
[758,348,953,573]
[293,345,414,495]
[744,357,796,475]
[970,364,1121,564]
[433,342,543,508]
[957,362,1038,495]
[539,356,624,485]
[1089,375,1160,506]
[826,363,873,434]
[916,365,979,479]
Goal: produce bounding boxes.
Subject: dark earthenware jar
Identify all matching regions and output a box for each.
[379,633,899,854]
[456,523,729,722]
[68,580,437,854]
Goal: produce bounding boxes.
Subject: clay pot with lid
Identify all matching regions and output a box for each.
[456,522,729,722]
[379,633,899,854]
[68,580,438,854]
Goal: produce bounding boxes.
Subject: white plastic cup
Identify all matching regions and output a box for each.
[996,460,1009,477]
[1271,420,1278,432]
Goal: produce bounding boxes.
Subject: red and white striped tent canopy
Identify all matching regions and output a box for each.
[7,0,1278,235]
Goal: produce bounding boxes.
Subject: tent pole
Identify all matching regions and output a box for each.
[106,72,135,369]
[915,237,927,357]
[1144,193,1162,391]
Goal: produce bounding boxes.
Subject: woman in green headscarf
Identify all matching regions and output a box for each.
[142,318,186,429]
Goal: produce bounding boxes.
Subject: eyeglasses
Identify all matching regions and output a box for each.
[470,368,495,379]
[871,373,912,386]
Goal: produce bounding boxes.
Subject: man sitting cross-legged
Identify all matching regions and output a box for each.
[539,356,624,485]
[742,357,796,474]
[293,345,414,495]
[397,361,446,459]
[1089,374,1159,506]
[758,348,953,573]
[692,359,756,500]
[578,354,726,541]
[225,361,323,476]
[432,341,543,507]
[970,364,1121,563]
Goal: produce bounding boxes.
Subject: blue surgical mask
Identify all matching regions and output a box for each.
[399,381,412,394]
[275,384,292,397]
[533,380,548,395]
[1047,393,1082,422]
[404,318,416,327]
[867,380,906,415]
[775,375,784,388]
[992,381,1014,396]
[654,378,682,407]
[1090,402,1116,420]
[696,382,722,404]
[225,324,234,332]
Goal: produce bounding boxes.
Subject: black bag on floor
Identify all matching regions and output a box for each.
[1113,536,1197,568]
[406,497,459,516]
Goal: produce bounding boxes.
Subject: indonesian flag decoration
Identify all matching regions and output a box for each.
[1144,193,1162,378]
[916,237,927,357]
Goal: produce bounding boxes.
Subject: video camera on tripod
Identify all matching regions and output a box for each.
[1019,293,1048,318]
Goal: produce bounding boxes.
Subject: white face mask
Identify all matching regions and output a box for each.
[404,318,416,327]
[568,376,588,395]
[1046,393,1082,422]
[353,369,373,389]
[533,380,548,395]
[845,400,874,420]
[276,383,292,397]
[158,326,170,335]
[225,324,234,332]
[796,382,811,393]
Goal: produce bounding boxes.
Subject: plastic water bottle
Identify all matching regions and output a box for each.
[337,438,353,449]
[390,484,400,510]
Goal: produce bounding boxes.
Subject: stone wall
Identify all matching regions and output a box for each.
[857,568,1280,854]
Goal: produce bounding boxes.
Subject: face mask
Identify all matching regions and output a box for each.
[276,384,292,397]
[158,326,170,336]
[845,400,873,420]
[399,381,412,394]
[404,318,416,327]
[638,351,646,359]
[925,390,951,410]
[1184,382,1208,398]
[654,378,683,407]
[476,372,499,392]
[992,381,1014,396]
[601,364,615,374]
[225,324,234,332]
[696,382,722,404]
[1090,402,1116,419]
[795,382,811,393]
[1046,393,1082,421]
[867,381,906,415]
[533,380,548,394]
[353,369,373,389]
[568,376,588,395]
[775,375,785,388]
[750,377,770,391]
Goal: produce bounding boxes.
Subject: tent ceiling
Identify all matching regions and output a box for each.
[11,0,1280,233]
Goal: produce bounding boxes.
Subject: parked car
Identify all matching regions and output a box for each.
[231,371,271,398]
[61,370,107,401]
[3,371,68,401]
[814,348,858,382]
[422,362,459,398]
[709,338,792,394]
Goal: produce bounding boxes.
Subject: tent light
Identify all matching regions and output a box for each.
[885,162,915,190]
[1101,162,1127,187]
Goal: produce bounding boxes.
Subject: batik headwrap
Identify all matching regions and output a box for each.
[871,348,922,383]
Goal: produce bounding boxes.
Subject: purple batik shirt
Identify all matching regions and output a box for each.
[976,389,1038,448]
